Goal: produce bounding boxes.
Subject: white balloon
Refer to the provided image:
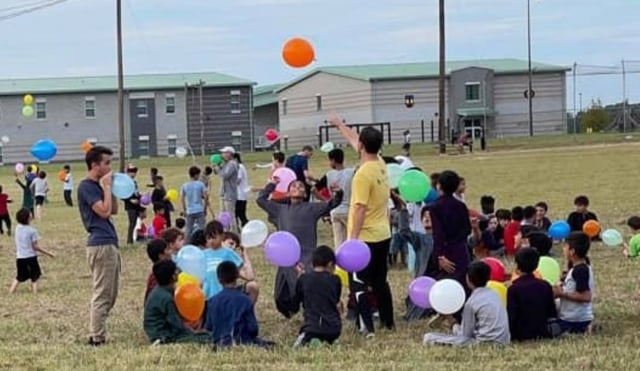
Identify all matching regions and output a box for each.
[386,163,404,189]
[320,142,335,153]
[175,147,187,158]
[394,155,414,171]
[1,136,9,144]
[241,220,269,248]
[429,279,466,315]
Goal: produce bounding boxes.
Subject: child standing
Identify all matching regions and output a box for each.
[623,216,640,258]
[567,195,598,233]
[554,232,594,334]
[63,165,74,207]
[152,203,167,238]
[15,173,34,217]
[144,239,172,303]
[9,208,55,293]
[30,171,48,220]
[402,130,411,157]
[151,176,172,228]
[0,185,13,236]
[423,261,510,346]
[292,246,342,347]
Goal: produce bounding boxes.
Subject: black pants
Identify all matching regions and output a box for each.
[350,238,394,332]
[235,200,248,227]
[164,210,172,228]
[0,214,11,235]
[63,190,73,207]
[300,331,340,345]
[126,209,137,244]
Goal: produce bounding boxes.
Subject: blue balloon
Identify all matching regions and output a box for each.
[175,245,206,281]
[548,221,571,240]
[30,139,57,161]
[111,173,136,199]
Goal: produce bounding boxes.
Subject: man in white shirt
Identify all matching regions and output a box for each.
[63,165,74,207]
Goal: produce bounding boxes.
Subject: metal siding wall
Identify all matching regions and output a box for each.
[253,104,279,145]
[155,90,188,156]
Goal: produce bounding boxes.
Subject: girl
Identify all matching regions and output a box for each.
[9,208,55,293]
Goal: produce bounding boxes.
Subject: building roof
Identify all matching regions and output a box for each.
[0,72,255,96]
[276,58,569,93]
[253,83,285,108]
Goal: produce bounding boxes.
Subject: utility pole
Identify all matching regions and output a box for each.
[527,0,534,137]
[573,62,577,134]
[116,0,125,172]
[622,59,627,133]
[198,80,205,155]
[438,0,446,154]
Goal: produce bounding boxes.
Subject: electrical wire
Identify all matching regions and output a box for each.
[0,0,69,22]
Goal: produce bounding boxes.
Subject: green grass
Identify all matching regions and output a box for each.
[2,135,640,370]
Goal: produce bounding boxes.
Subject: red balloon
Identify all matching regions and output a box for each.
[282,37,315,68]
[265,129,279,142]
[482,257,506,282]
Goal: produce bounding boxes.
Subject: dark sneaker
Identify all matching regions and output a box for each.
[87,337,105,347]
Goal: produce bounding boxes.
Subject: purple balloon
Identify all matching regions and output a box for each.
[264,231,301,267]
[336,239,371,272]
[408,276,436,309]
[147,225,156,239]
[140,193,152,206]
[217,212,232,229]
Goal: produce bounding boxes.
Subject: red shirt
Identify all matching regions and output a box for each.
[152,215,166,237]
[0,194,8,215]
[503,221,521,256]
[144,271,158,303]
[137,222,147,239]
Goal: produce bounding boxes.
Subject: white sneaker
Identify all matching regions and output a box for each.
[293,333,306,348]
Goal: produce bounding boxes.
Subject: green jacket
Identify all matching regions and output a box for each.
[143,286,205,343]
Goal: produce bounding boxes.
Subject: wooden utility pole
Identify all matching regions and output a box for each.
[116,0,125,172]
[438,0,446,154]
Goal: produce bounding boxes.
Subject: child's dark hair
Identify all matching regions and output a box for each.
[480,195,495,215]
[273,151,285,164]
[223,231,240,246]
[150,167,158,176]
[467,261,491,288]
[188,166,201,179]
[16,208,31,225]
[204,220,224,239]
[217,261,239,285]
[511,206,524,222]
[153,260,177,286]
[574,195,590,207]
[146,239,168,263]
[515,247,540,274]
[175,217,186,229]
[155,175,164,182]
[523,206,536,220]
[63,165,70,171]
[38,171,46,179]
[420,205,431,219]
[204,166,213,176]
[328,149,344,164]
[161,228,185,244]
[520,225,538,238]
[153,202,165,213]
[535,201,548,213]
[430,172,441,188]
[527,232,553,256]
[358,127,383,154]
[312,245,336,267]
[496,209,511,221]
[190,229,206,247]
[438,170,461,195]
[628,216,640,231]
[567,232,590,258]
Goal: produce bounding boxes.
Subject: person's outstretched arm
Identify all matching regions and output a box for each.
[256,182,281,221]
[328,114,359,152]
[311,189,343,219]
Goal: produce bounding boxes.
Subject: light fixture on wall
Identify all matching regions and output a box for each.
[404,94,415,108]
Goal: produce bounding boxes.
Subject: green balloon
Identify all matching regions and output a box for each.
[210,154,222,165]
[22,105,34,118]
[398,169,429,202]
[537,256,560,285]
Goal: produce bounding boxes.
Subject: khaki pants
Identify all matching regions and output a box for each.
[331,211,349,249]
[221,199,238,233]
[87,245,121,342]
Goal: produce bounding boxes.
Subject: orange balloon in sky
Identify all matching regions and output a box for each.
[282,37,315,68]
[174,283,205,322]
[582,220,601,238]
[81,141,93,153]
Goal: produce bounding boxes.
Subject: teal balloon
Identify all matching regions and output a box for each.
[22,105,34,118]
[602,229,623,247]
[210,154,222,165]
[111,173,136,199]
[398,170,429,202]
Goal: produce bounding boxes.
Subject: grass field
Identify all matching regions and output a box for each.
[1,134,640,370]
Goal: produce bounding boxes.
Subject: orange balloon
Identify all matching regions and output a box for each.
[582,220,601,238]
[282,37,315,68]
[174,283,205,322]
[81,141,93,153]
[57,170,67,182]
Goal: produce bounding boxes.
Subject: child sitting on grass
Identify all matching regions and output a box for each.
[134,209,148,242]
[161,228,186,256]
[508,248,558,341]
[623,216,640,258]
[9,208,55,294]
[423,261,510,347]
[292,246,343,347]
[567,195,598,233]
[554,232,595,334]
[504,206,523,257]
[143,260,210,345]
[205,261,274,349]
[222,231,259,304]
[144,239,172,303]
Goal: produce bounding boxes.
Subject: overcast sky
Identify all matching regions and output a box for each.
[1,0,638,107]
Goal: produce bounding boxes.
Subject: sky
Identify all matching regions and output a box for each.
[0,0,638,108]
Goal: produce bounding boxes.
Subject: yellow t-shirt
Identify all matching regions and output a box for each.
[347,158,391,242]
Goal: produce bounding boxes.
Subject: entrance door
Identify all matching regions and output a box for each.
[129,96,157,158]
[464,119,483,141]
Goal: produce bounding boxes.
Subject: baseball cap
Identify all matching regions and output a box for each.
[219,146,235,154]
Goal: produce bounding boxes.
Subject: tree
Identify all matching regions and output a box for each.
[581,99,610,133]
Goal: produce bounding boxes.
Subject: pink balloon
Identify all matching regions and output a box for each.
[264,231,301,267]
[408,276,436,309]
[336,239,371,272]
[273,167,297,193]
[15,163,24,174]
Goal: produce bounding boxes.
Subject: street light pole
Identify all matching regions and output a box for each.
[527,0,534,137]
[116,0,125,172]
[438,0,446,154]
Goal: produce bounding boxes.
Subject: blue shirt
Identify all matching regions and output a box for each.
[180,180,206,216]
[424,187,439,205]
[205,288,259,346]
[77,179,118,246]
[202,247,243,300]
[285,154,308,182]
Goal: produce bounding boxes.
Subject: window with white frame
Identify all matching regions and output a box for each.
[167,135,177,156]
[282,99,288,115]
[136,101,148,118]
[36,99,47,120]
[165,94,175,114]
[230,90,241,114]
[316,94,322,111]
[85,97,96,118]
[138,135,149,157]
[465,82,481,102]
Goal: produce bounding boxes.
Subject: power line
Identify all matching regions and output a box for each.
[0,0,69,22]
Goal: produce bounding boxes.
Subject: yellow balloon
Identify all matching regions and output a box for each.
[335,267,349,287]
[24,94,34,106]
[166,188,179,202]
[177,272,200,288]
[487,280,507,306]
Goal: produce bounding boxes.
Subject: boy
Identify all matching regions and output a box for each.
[205,261,274,348]
[522,206,537,226]
[504,206,523,256]
[151,176,172,228]
[526,231,553,257]
[143,260,210,344]
[554,232,594,334]
[567,195,598,233]
[0,185,12,236]
[494,209,511,246]
[222,231,259,304]
[423,261,510,346]
[63,165,74,207]
[508,248,557,341]
[161,227,186,256]
[623,216,640,258]
[144,239,172,303]
[152,202,167,237]
[534,202,551,231]
[292,246,342,346]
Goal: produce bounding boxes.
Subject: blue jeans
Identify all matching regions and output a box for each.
[185,212,206,239]
[558,319,591,334]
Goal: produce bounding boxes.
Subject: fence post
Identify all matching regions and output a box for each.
[421,120,425,143]
[430,120,434,142]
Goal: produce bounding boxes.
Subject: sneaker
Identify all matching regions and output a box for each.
[364,331,375,339]
[87,337,105,347]
[293,333,306,348]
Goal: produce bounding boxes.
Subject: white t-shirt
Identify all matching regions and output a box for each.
[32,178,48,197]
[236,164,250,201]
[327,168,354,215]
[15,224,39,259]
[63,173,73,191]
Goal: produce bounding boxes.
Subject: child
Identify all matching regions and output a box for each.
[0,185,12,236]
[30,171,48,220]
[175,217,186,234]
[9,208,55,294]
[161,228,186,256]
[402,130,411,157]
[554,232,594,334]
[63,165,74,207]
[222,231,259,304]
[292,246,342,346]
[453,177,466,203]
[15,173,34,217]
[144,239,172,303]
[480,195,495,217]
[525,231,553,256]
[623,216,640,258]
[534,202,551,231]
[504,206,523,256]
[152,202,167,237]
[205,261,274,348]
[478,215,504,258]
[494,209,511,246]
[567,195,598,233]
[424,173,440,206]
[134,209,148,241]
[508,248,557,341]
[151,176,172,228]
[522,206,537,226]
[143,260,210,344]
[423,261,510,346]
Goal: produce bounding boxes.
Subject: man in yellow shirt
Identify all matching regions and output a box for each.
[329,115,394,335]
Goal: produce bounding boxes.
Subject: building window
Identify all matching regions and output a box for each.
[316,94,322,111]
[36,100,47,120]
[167,136,177,156]
[85,97,96,118]
[465,83,481,102]
[136,101,148,118]
[138,136,149,157]
[230,90,241,114]
[165,94,175,114]
[282,99,288,115]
